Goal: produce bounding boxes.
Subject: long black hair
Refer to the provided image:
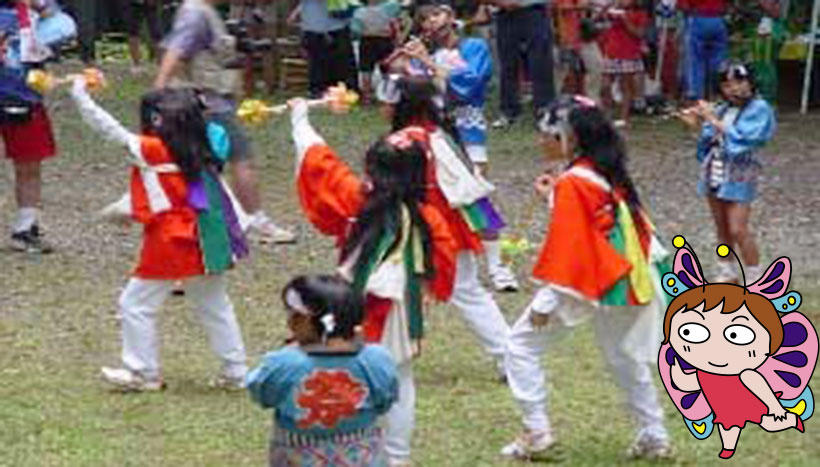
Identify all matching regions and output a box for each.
[390,75,465,150]
[139,87,214,182]
[540,96,645,220]
[282,275,364,340]
[340,137,435,288]
[568,105,644,214]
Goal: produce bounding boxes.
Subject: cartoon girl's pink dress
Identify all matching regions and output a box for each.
[697,371,769,429]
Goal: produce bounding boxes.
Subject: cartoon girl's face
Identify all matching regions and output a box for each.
[669,302,771,375]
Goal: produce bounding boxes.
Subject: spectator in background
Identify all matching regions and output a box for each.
[297,0,358,98]
[62,0,98,64]
[155,0,296,244]
[679,0,728,101]
[481,0,555,129]
[352,0,402,105]
[1,2,59,253]
[553,0,605,104]
[120,0,163,74]
[743,0,784,105]
[600,0,648,127]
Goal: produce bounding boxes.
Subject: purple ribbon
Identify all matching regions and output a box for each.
[187,179,209,211]
[217,181,249,260]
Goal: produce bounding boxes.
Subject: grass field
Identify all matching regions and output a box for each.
[2,65,820,466]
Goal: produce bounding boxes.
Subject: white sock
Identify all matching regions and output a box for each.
[13,207,39,233]
[484,239,502,274]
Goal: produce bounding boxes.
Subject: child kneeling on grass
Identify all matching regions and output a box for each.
[246,275,398,467]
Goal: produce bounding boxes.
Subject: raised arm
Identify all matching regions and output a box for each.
[69,79,143,163]
[290,100,366,238]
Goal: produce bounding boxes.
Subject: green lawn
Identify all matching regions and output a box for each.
[1,65,820,466]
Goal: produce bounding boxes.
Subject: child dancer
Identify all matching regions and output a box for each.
[502,95,671,460]
[247,274,398,466]
[70,78,249,391]
[678,60,775,283]
[288,98,457,466]
[409,0,520,292]
[375,75,511,380]
[600,0,649,127]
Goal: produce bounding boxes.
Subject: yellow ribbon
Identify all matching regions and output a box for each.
[617,201,654,304]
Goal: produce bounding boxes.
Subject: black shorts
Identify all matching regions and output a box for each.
[359,37,395,72]
[120,0,161,41]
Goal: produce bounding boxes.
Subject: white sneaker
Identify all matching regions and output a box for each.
[101,367,165,392]
[248,212,297,245]
[626,433,673,460]
[613,119,628,128]
[500,430,555,460]
[490,265,520,292]
[209,374,246,391]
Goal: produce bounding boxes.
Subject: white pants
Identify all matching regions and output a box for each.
[505,288,667,440]
[450,253,510,366]
[383,253,510,462]
[119,276,247,381]
[384,362,415,462]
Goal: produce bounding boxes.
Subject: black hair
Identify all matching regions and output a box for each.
[716,59,757,99]
[340,137,435,288]
[282,275,364,341]
[566,104,645,223]
[390,75,465,150]
[139,88,214,182]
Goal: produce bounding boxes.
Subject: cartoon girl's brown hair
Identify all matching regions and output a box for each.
[662,283,783,354]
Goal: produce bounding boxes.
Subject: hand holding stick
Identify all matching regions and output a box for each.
[27,68,105,94]
[236,83,359,125]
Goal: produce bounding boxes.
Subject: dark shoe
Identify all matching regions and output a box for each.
[10,225,53,254]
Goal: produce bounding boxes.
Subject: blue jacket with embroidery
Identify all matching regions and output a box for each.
[246,343,398,437]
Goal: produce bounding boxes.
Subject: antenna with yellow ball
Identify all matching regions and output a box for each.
[672,234,710,288]
[716,242,747,288]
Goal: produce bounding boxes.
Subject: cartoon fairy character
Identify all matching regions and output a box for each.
[658,235,817,459]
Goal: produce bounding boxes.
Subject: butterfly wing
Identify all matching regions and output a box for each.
[781,386,814,421]
[658,343,714,438]
[758,312,819,399]
[683,413,715,440]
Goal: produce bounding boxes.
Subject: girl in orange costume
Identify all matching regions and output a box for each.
[70,77,249,392]
[501,95,671,460]
[288,97,457,467]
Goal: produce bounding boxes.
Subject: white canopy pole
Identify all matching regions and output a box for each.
[801,0,820,113]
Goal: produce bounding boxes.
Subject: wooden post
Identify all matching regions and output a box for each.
[801,0,820,113]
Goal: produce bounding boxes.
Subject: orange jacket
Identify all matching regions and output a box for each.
[296,142,458,304]
[532,159,634,301]
[130,136,205,279]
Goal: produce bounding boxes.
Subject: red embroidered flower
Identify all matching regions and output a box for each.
[296,369,368,429]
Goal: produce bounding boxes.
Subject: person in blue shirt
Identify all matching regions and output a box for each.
[407,0,521,293]
[0,1,73,253]
[246,274,399,467]
[679,60,776,284]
